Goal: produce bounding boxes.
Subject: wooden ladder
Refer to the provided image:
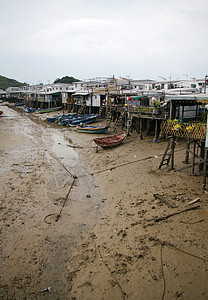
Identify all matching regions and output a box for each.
[98,106,104,117]
[106,111,112,126]
[159,137,176,169]
[78,105,84,115]
[126,114,133,136]
[113,111,125,133]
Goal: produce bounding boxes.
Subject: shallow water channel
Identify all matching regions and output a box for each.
[40,120,102,298]
[51,130,79,169]
[41,127,102,298]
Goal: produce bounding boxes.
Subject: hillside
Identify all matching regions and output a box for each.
[0,75,26,90]
[54,76,80,84]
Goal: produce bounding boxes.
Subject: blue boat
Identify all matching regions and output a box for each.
[59,113,77,120]
[59,114,77,125]
[60,114,91,126]
[46,113,77,124]
[15,102,25,107]
[46,116,60,122]
[69,114,99,127]
[76,124,109,134]
[61,118,73,126]
[24,107,35,113]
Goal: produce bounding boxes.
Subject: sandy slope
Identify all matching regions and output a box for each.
[0,104,208,300]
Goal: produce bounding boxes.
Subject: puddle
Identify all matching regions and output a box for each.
[50,129,79,169]
[0,116,20,119]
[47,128,102,220]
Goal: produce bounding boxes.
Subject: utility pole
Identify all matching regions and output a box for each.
[90,87,93,114]
[203,105,208,190]
[204,75,208,94]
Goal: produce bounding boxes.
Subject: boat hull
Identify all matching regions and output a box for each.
[46,116,60,122]
[69,114,99,127]
[93,133,126,148]
[24,107,35,113]
[76,125,109,134]
[38,106,62,114]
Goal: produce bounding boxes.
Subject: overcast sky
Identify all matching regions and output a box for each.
[0,0,208,84]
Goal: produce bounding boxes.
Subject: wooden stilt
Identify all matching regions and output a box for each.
[171,137,175,170]
[153,119,158,142]
[203,148,208,191]
[139,118,143,140]
[185,138,190,164]
[192,140,196,174]
[136,118,139,134]
[199,141,205,171]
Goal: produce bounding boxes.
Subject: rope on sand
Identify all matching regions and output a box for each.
[49,152,74,177]
[44,152,77,224]
[79,155,153,177]
[44,175,77,224]
[91,238,126,300]
[151,237,208,300]
[160,243,166,300]
[44,147,184,223]
[79,148,184,178]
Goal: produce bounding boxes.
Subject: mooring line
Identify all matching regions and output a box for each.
[79,147,184,178]
[44,152,77,224]
[160,243,166,300]
[44,175,77,224]
[79,155,153,177]
[49,152,74,177]
[56,175,77,219]
[45,145,185,223]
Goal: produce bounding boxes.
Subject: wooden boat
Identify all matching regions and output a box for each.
[59,113,77,120]
[14,102,24,107]
[69,114,99,127]
[46,113,77,123]
[76,124,109,134]
[37,106,62,114]
[46,116,60,122]
[60,115,82,126]
[24,107,35,113]
[60,114,83,126]
[93,132,126,148]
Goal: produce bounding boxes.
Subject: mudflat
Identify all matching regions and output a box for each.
[1,104,208,300]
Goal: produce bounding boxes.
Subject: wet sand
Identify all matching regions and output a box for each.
[0,104,208,300]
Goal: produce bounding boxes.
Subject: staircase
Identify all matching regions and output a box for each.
[126,114,133,136]
[113,111,125,133]
[98,106,104,118]
[106,111,112,126]
[159,137,175,169]
[78,105,86,115]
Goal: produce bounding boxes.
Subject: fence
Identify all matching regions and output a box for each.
[161,120,207,140]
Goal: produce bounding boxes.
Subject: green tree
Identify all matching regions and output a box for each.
[54,76,80,84]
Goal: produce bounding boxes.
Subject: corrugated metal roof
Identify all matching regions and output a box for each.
[73,91,89,96]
